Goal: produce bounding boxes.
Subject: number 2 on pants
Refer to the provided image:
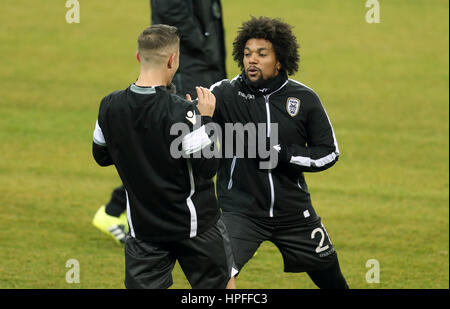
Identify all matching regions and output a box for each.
[311,224,332,253]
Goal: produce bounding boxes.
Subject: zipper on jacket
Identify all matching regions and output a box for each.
[227,156,237,190]
[264,95,275,217]
[263,80,288,217]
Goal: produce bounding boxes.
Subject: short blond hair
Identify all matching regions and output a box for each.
[137,24,180,63]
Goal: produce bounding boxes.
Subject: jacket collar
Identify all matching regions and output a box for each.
[129,82,177,95]
[240,70,288,97]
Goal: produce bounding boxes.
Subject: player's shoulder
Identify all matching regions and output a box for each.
[286,79,318,95]
[97,89,127,116]
[167,92,198,123]
[285,79,322,103]
[100,88,127,107]
[104,87,127,100]
[168,92,194,110]
[210,76,240,92]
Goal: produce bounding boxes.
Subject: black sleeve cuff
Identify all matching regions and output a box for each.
[278,144,290,163]
[201,115,214,124]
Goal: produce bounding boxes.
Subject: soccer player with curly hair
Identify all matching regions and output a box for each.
[211,16,348,288]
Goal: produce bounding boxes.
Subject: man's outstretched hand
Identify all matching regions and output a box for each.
[186,87,216,117]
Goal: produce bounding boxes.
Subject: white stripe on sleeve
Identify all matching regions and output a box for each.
[182,125,212,155]
[290,151,338,168]
[93,120,106,146]
[186,160,198,238]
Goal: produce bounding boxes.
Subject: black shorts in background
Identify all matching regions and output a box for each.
[222,212,338,274]
[124,217,234,289]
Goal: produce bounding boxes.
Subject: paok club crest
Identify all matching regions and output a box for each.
[286,97,301,117]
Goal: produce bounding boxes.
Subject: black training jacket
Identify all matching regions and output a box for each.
[150,0,226,97]
[211,73,340,221]
[92,84,220,242]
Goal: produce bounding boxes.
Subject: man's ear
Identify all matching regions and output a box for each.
[136,51,141,63]
[276,60,282,72]
[167,53,175,69]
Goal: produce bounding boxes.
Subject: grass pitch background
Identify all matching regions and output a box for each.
[0,0,448,289]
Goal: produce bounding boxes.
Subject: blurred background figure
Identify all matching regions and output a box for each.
[151,0,227,99]
[92,0,227,245]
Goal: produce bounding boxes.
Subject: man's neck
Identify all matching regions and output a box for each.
[242,70,288,96]
[135,70,169,87]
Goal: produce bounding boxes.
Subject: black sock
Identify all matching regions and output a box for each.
[105,203,126,218]
[105,186,127,217]
[307,258,349,289]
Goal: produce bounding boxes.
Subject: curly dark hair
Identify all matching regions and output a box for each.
[232,16,300,76]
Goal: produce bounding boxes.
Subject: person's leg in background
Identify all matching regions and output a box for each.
[92,185,128,244]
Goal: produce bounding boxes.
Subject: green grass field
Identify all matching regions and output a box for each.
[0,0,448,289]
